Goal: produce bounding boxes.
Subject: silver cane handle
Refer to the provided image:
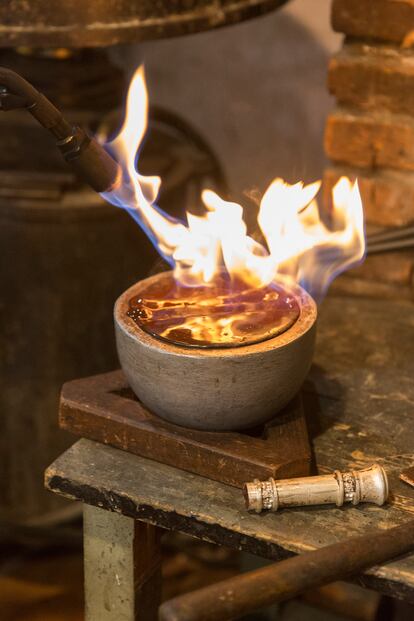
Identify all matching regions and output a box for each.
[244,464,389,513]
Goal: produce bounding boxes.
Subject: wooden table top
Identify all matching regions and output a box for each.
[45,295,414,601]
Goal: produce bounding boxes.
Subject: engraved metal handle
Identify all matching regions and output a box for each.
[244,464,389,513]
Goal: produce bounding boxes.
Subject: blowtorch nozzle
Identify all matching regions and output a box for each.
[0,66,121,193]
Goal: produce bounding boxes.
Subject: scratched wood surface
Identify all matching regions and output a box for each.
[59,372,311,488]
[45,295,414,601]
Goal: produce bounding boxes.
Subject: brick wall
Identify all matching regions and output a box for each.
[325,0,414,299]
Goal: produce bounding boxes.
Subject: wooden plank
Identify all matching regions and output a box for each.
[46,296,414,602]
[329,43,414,116]
[332,0,414,45]
[84,505,162,621]
[59,371,311,489]
[323,166,414,227]
[45,438,414,603]
[325,109,414,172]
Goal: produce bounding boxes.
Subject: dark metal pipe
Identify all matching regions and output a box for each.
[367,224,414,245]
[159,520,414,621]
[367,238,414,255]
[366,223,414,254]
[0,67,121,193]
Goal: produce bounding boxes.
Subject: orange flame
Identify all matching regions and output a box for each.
[102,67,365,299]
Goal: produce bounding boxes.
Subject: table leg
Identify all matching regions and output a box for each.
[83,504,162,621]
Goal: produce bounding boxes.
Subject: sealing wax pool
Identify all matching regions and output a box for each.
[126,271,300,349]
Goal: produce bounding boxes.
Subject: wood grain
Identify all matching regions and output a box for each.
[46,296,414,602]
[84,505,162,621]
[59,371,311,488]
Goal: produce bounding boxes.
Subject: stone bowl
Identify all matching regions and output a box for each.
[114,273,317,431]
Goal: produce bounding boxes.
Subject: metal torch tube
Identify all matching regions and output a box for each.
[0,66,121,193]
[159,520,414,621]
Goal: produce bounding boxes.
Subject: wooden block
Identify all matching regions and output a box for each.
[325,110,414,172]
[332,0,414,45]
[59,370,311,489]
[323,166,414,227]
[329,43,414,115]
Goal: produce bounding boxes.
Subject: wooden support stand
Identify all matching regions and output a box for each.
[59,370,311,488]
[84,504,162,621]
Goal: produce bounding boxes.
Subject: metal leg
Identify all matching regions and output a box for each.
[84,504,162,621]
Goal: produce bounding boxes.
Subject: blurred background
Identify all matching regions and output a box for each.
[4,2,395,620]
[138,0,340,199]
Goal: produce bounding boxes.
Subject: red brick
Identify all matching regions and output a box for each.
[323,166,414,227]
[325,110,414,172]
[332,0,414,45]
[329,43,414,115]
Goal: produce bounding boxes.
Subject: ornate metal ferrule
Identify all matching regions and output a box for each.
[244,464,389,513]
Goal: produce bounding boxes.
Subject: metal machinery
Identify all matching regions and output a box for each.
[0,0,288,522]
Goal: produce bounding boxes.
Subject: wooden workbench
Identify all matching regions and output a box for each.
[45,295,414,619]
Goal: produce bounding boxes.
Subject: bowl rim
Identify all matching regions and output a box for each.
[114,271,317,360]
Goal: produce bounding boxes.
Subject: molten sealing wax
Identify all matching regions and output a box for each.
[126,271,300,348]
